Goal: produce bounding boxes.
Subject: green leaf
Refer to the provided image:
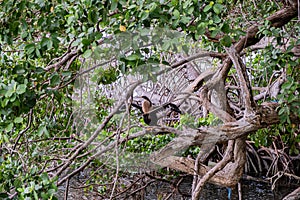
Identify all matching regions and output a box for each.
[1,98,9,107]
[50,74,60,86]
[17,188,24,193]
[287,95,297,103]
[51,35,60,49]
[213,15,221,23]
[171,0,178,6]
[221,23,230,33]
[25,43,35,55]
[220,35,232,47]
[213,4,223,14]
[88,9,98,24]
[13,178,22,188]
[162,40,171,51]
[5,123,13,132]
[34,191,38,200]
[16,84,27,94]
[211,29,220,38]
[66,15,75,25]
[173,9,180,19]
[286,115,291,124]
[48,189,56,195]
[203,4,212,12]
[10,93,16,102]
[82,38,91,46]
[11,21,20,35]
[5,89,14,98]
[83,49,93,58]
[126,54,140,61]
[197,23,206,35]
[95,32,103,40]
[14,117,23,123]
[35,47,41,57]
[62,71,72,77]
[35,67,45,74]
[183,0,191,9]
[40,173,50,185]
[278,107,286,115]
[37,126,49,137]
[140,11,149,21]
[111,0,118,11]
[281,81,293,90]
[0,193,8,198]
[2,134,9,143]
[41,37,53,49]
[188,6,194,14]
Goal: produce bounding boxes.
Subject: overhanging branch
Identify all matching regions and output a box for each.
[226,47,256,116]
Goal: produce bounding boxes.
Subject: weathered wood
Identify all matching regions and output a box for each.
[149,1,299,194]
[283,186,300,200]
[151,141,245,188]
[150,101,299,187]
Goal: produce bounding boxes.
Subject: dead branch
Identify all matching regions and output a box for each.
[283,186,300,200]
[199,86,235,123]
[13,109,33,150]
[55,81,142,182]
[171,52,226,69]
[46,50,78,71]
[226,47,256,116]
[192,140,234,199]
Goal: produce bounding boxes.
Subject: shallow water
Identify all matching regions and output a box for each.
[143,176,295,200]
[56,174,297,199]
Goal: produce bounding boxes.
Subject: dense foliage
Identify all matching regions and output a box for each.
[0,0,299,199]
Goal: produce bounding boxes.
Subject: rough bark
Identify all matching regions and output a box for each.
[283,187,300,200]
[150,1,299,192]
[150,102,292,185]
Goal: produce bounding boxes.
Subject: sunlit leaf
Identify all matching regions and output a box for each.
[140,11,149,21]
[203,4,212,12]
[126,54,140,61]
[213,4,223,14]
[14,117,23,123]
[173,9,180,19]
[119,25,126,32]
[83,49,93,58]
[111,0,118,11]
[16,84,26,94]
[5,123,13,132]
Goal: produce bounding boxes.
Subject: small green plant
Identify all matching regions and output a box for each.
[249,125,280,148]
[180,113,220,158]
[277,76,300,124]
[176,113,219,129]
[249,124,300,155]
[94,92,114,121]
[0,156,57,199]
[125,133,176,154]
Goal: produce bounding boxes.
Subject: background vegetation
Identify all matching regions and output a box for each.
[0,0,299,199]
